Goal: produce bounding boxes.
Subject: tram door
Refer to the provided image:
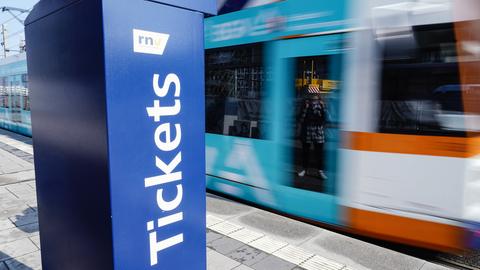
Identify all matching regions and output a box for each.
[267,34,344,223]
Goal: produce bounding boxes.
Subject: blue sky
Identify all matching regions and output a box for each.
[0,0,39,57]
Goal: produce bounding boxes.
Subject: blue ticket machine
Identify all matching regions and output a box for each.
[25,0,215,269]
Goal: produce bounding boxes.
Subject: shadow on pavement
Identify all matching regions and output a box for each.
[15,208,39,234]
[0,251,33,270]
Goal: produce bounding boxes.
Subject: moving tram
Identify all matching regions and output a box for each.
[204,0,480,251]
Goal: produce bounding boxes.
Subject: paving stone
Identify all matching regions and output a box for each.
[19,196,37,205]
[6,182,34,193]
[301,230,425,270]
[0,156,30,169]
[207,229,224,243]
[0,186,10,195]
[29,236,40,249]
[251,255,297,270]
[233,264,255,270]
[26,202,37,209]
[207,194,254,217]
[0,190,17,202]
[208,249,241,270]
[0,170,35,187]
[0,197,28,212]
[0,204,32,220]
[237,211,317,244]
[0,219,15,230]
[1,167,24,175]
[24,181,36,190]
[0,238,38,262]
[0,223,39,245]
[5,183,35,200]
[23,160,34,165]
[419,262,452,270]
[4,251,41,270]
[10,151,30,158]
[209,236,245,255]
[227,245,269,266]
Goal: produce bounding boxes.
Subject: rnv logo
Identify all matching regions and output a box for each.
[133,29,170,55]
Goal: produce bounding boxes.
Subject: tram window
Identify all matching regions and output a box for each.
[205,43,267,139]
[378,23,479,136]
[0,77,6,108]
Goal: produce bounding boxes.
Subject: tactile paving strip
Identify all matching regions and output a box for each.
[249,236,288,254]
[207,214,354,270]
[228,228,264,244]
[273,244,315,265]
[300,255,346,270]
[206,215,224,228]
[209,220,243,235]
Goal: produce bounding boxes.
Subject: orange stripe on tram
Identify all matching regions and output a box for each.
[343,131,480,158]
[345,207,465,252]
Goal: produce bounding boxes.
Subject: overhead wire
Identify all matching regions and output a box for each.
[0,8,29,26]
[5,29,23,40]
[0,7,31,57]
[0,16,17,25]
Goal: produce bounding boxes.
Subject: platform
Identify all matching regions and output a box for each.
[0,128,455,270]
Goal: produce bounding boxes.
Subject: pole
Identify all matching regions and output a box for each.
[1,24,7,58]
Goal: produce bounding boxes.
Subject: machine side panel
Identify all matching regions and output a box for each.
[25,1,114,269]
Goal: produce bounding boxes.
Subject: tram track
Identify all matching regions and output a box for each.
[434,251,480,270]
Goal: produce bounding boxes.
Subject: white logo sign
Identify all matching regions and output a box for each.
[133,29,170,55]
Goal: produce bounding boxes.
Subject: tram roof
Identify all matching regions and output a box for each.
[205,0,351,49]
[205,0,480,49]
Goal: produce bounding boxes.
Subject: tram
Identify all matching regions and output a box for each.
[0,53,31,136]
[205,0,480,251]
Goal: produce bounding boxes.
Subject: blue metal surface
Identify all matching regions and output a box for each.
[25,0,80,25]
[25,1,113,269]
[148,0,216,15]
[26,0,211,269]
[102,0,206,269]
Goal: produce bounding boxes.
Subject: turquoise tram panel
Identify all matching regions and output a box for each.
[205,0,350,49]
[205,1,350,224]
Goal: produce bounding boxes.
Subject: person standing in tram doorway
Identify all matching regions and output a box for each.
[297,94,327,180]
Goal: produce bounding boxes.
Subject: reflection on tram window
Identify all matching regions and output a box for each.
[205,43,267,139]
[0,77,8,108]
[378,23,480,136]
[289,56,340,194]
[0,71,30,129]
